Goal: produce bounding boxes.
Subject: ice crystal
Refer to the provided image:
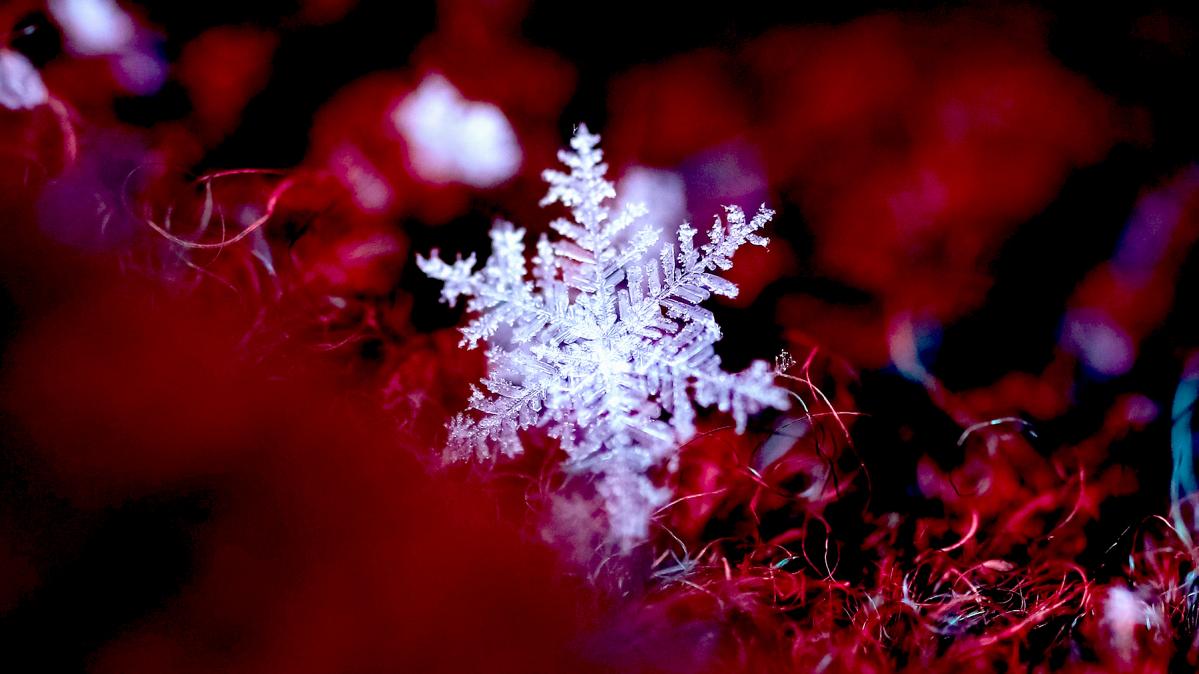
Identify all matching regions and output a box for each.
[418,125,789,548]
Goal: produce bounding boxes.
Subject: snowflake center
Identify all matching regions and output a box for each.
[590,340,631,378]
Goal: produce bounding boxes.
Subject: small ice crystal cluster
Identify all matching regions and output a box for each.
[418,125,789,548]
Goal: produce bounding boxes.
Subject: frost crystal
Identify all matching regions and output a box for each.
[418,125,789,548]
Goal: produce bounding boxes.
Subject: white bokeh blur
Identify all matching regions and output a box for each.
[392,75,521,188]
[0,49,48,110]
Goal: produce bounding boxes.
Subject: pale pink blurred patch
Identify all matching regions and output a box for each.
[48,0,136,56]
[111,47,165,95]
[330,144,394,213]
[0,49,48,110]
[1095,585,1167,667]
[1062,308,1135,377]
[616,166,687,235]
[48,0,166,96]
[392,74,521,188]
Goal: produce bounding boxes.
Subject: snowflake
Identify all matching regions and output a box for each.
[418,125,790,548]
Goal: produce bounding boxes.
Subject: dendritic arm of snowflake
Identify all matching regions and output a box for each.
[620,205,775,337]
[441,344,555,461]
[615,204,785,438]
[416,221,549,348]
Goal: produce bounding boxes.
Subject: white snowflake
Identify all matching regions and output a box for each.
[418,125,789,548]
